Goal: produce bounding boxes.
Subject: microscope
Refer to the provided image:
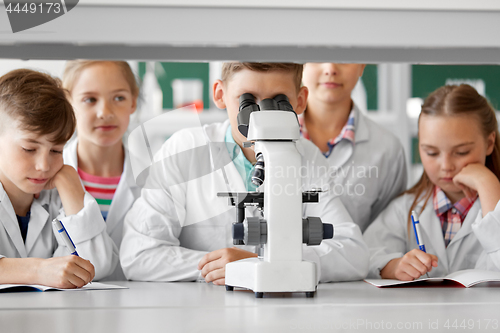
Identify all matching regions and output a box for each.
[218,93,334,298]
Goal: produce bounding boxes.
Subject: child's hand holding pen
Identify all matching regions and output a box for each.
[52,218,94,286]
[381,210,438,281]
[35,255,95,289]
[381,249,438,281]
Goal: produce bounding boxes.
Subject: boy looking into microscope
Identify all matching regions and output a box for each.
[121,63,369,284]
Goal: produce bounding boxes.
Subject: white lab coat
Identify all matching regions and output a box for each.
[321,104,407,233]
[0,183,118,281]
[121,120,369,283]
[63,138,142,281]
[363,192,500,278]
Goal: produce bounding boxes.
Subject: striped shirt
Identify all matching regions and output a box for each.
[78,168,121,221]
[433,186,477,247]
[298,109,356,158]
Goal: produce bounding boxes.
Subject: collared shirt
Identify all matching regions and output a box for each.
[225,126,258,191]
[298,109,356,158]
[433,186,477,247]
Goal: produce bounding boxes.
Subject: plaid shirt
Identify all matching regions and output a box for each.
[298,109,356,158]
[433,186,477,247]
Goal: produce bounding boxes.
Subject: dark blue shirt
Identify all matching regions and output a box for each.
[16,211,31,244]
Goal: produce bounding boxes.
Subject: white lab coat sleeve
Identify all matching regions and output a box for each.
[52,191,119,281]
[471,200,500,271]
[369,144,407,224]
[120,143,207,282]
[363,195,410,278]
[302,192,370,282]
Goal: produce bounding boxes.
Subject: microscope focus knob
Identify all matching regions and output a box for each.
[232,223,245,245]
[245,217,267,245]
[323,224,334,239]
[233,222,245,240]
[302,217,334,246]
[231,218,268,246]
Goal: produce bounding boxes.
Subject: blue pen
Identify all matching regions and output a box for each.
[53,219,93,284]
[52,218,79,256]
[411,211,430,278]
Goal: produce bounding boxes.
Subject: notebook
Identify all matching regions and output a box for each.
[0,282,127,292]
[365,269,500,288]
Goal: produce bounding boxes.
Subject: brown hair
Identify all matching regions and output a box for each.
[221,62,303,91]
[405,84,500,231]
[0,69,76,145]
[62,60,139,98]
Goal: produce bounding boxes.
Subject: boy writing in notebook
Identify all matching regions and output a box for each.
[121,63,368,284]
[0,69,117,288]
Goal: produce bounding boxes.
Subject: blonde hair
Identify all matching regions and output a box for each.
[405,84,500,231]
[62,60,139,98]
[221,62,303,91]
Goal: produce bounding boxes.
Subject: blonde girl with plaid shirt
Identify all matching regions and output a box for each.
[363,84,500,280]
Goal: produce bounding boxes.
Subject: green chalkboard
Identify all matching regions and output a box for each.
[410,65,500,165]
[363,64,378,111]
[412,65,500,109]
[411,137,421,165]
[139,62,210,109]
[138,62,378,112]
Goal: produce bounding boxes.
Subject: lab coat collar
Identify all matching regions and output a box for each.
[24,191,50,255]
[204,120,231,172]
[106,148,138,234]
[353,103,370,144]
[0,183,51,257]
[320,103,369,170]
[0,183,28,257]
[203,120,246,192]
[202,120,227,144]
[414,195,481,273]
[446,199,480,248]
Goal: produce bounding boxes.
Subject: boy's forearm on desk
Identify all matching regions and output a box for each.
[0,257,42,284]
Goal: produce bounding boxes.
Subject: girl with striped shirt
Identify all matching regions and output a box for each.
[63,61,141,281]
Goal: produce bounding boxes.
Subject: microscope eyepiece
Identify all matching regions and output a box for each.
[259,98,278,111]
[274,94,294,112]
[237,93,260,137]
[259,94,294,112]
[239,93,258,111]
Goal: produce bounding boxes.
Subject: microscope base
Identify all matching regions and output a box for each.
[225,257,317,296]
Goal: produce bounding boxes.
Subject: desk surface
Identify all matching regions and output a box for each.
[1,281,500,333]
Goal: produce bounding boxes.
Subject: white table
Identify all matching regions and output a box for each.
[1,281,500,333]
[1,2,500,63]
